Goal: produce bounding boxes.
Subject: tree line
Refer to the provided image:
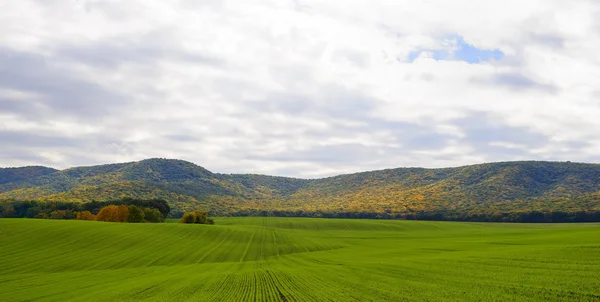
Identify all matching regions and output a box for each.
[405,210,600,223]
[3,197,599,223]
[217,208,600,223]
[0,198,170,223]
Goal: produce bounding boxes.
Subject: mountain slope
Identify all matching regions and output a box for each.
[279,161,600,216]
[0,166,58,185]
[0,159,309,215]
[1,159,600,218]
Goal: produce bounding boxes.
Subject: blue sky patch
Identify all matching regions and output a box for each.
[408,35,503,64]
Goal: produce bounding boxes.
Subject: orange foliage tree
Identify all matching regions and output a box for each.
[76,211,96,221]
[96,205,129,222]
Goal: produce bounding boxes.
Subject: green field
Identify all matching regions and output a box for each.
[0,218,599,301]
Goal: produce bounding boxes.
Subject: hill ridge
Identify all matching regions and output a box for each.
[1,158,600,218]
[4,158,597,180]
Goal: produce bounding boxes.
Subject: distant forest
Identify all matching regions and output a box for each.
[222,209,600,223]
[2,199,599,222]
[2,159,600,222]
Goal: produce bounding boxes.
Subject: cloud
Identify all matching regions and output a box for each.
[54,30,224,69]
[450,112,548,159]
[0,130,80,148]
[0,0,599,177]
[0,48,129,120]
[474,73,559,94]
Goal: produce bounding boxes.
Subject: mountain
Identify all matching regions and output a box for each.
[0,159,310,215]
[1,159,600,220]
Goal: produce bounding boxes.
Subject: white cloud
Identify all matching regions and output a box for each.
[1,0,599,177]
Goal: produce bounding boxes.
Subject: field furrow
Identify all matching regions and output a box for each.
[0,218,598,301]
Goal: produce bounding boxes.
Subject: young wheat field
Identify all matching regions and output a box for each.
[0,217,598,301]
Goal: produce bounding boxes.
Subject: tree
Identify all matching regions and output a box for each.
[96,205,118,222]
[76,211,96,221]
[96,205,129,222]
[1,204,15,218]
[116,205,129,222]
[143,207,164,223]
[126,205,145,223]
[26,207,42,218]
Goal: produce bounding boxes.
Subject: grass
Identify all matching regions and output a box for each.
[0,217,599,301]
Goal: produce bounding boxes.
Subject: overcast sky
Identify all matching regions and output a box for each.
[1,0,600,178]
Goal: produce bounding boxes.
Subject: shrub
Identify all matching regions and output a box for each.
[179,210,214,224]
[180,212,197,224]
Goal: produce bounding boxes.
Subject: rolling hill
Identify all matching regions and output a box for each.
[2,159,600,219]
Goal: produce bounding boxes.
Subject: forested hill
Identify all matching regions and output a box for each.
[0,166,57,185]
[1,159,600,220]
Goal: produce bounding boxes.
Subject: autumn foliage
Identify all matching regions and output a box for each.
[96,205,129,222]
[92,205,163,223]
[76,211,96,220]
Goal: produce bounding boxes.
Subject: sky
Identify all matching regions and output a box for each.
[1,0,600,178]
